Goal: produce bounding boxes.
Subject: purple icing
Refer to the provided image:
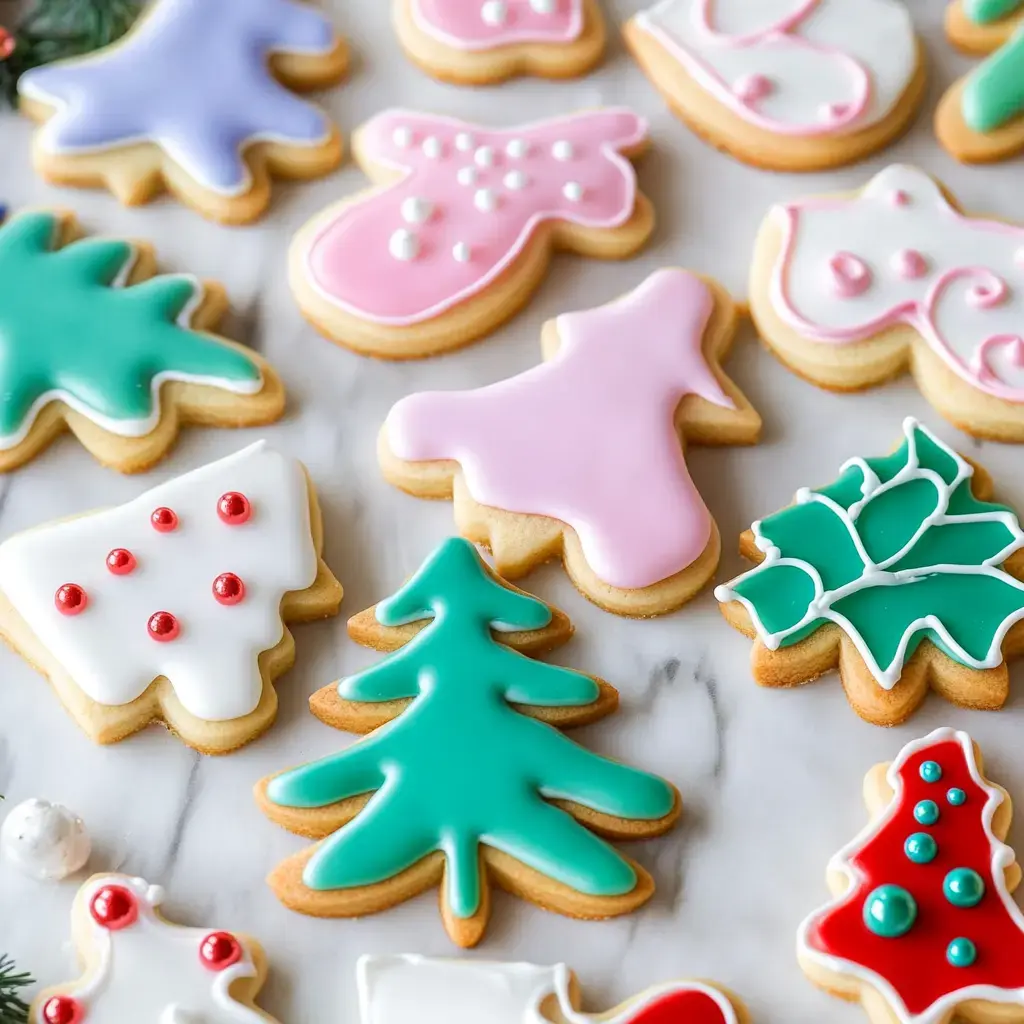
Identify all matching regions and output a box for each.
[19,0,336,195]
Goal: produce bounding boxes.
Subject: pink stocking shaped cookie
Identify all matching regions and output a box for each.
[392,0,606,84]
[289,108,653,359]
[750,164,1024,440]
[380,269,761,616]
[33,874,278,1024]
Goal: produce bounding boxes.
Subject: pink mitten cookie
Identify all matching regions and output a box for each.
[624,0,925,171]
[357,955,750,1023]
[800,728,1024,1024]
[289,107,653,359]
[33,874,279,1024]
[393,0,606,84]
[0,443,341,752]
[749,164,1024,440]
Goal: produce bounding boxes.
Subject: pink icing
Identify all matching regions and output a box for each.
[889,189,911,207]
[385,270,735,591]
[964,269,1008,309]
[733,72,773,102]
[411,0,583,50]
[304,108,647,326]
[829,252,872,297]
[637,0,870,137]
[972,334,1024,386]
[890,248,928,280]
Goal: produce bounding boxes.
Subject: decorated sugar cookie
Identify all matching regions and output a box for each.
[33,873,278,1024]
[938,1,1024,163]
[0,442,342,753]
[256,537,680,947]
[716,419,1024,726]
[357,955,749,1024]
[0,210,284,473]
[381,269,761,616]
[800,728,1024,1024]
[392,0,606,84]
[17,0,348,224]
[289,107,653,359]
[623,0,925,172]
[749,165,1024,439]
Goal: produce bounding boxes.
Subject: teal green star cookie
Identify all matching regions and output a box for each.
[0,210,284,472]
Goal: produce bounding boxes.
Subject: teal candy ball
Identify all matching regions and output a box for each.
[946,937,977,967]
[904,832,938,864]
[944,868,986,908]
[947,788,967,806]
[914,799,940,825]
[863,884,917,938]
[920,760,943,783]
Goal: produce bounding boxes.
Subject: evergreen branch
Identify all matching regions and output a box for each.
[1,0,141,106]
[0,955,32,1024]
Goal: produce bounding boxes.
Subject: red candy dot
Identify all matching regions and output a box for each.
[54,584,87,616]
[89,885,138,930]
[217,492,251,525]
[151,507,178,533]
[147,611,180,642]
[106,548,136,575]
[199,931,242,971]
[41,995,83,1024]
[212,573,245,606]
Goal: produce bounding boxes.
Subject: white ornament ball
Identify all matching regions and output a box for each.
[1,798,91,881]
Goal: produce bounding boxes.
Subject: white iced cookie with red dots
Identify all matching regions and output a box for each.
[392,0,606,85]
[32,873,278,1024]
[623,0,926,171]
[289,107,653,359]
[0,798,90,881]
[0,442,342,753]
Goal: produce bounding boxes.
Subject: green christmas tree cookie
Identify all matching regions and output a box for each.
[716,418,1024,726]
[0,209,283,472]
[256,537,681,948]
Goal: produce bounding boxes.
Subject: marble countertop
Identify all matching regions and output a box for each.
[3,2,1024,1021]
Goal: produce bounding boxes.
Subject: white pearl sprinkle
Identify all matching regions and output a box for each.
[481,0,508,25]
[504,170,528,190]
[457,166,477,186]
[474,145,495,168]
[563,181,583,202]
[455,132,475,151]
[422,136,443,159]
[392,126,413,148]
[474,188,499,212]
[530,0,556,10]
[453,242,471,263]
[506,138,529,159]
[389,228,420,261]
[401,197,433,224]
[552,140,574,161]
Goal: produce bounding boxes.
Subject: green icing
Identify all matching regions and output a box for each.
[962,26,1024,133]
[718,420,1024,688]
[964,0,1023,25]
[0,211,261,440]
[266,537,675,919]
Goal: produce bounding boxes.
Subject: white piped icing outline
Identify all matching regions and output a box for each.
[796,728,1024,1024]
[714,417,1024,689]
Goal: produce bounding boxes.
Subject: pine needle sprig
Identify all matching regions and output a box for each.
[1,0,141,105]
[0,956,32,1024]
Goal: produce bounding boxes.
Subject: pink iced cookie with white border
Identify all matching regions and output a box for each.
[32,874,278,1024]
[393,0,606,84]
[380,268,761,616]
[289,107,653,360]
[749,164,1024,440]
[623,0,926,171]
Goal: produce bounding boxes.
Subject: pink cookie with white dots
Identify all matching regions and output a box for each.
[32,873,277,1024]
[0,442,342,752]
[749,164,1024,440]
[289,107,653,359]
[392,0,606,85]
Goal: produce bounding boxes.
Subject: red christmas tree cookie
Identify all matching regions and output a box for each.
[799,727,1024,1023]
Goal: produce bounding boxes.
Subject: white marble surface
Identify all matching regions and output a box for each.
[3,2,1024,1021]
